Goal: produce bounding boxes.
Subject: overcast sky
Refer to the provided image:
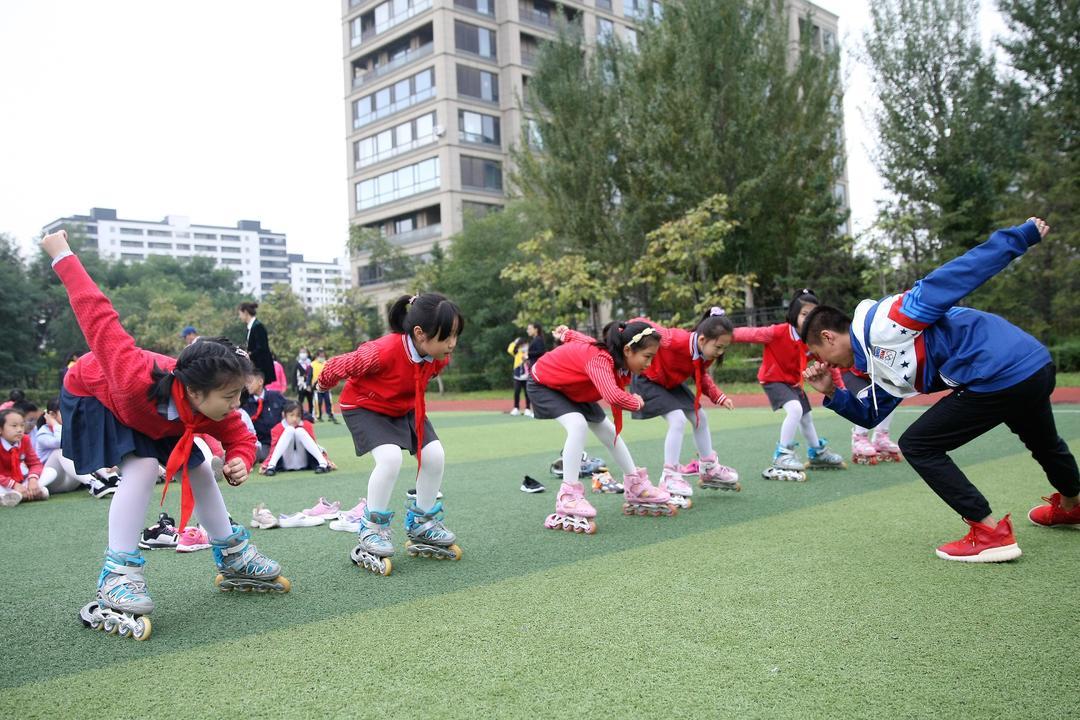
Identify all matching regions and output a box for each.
[0,1,1007,262]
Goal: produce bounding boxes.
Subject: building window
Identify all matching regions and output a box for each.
[175,243,191,250]
[120,240,144,248]
[194,232,217,240]
[454,0,493,17]
[356,157,441,210]
[221,257,242,265]
[120,228,144,235]
[526,118,543,149]
[194,244,217,252]
[221,245,242,253]
[355,111,438,168]
[260,248,288,257]
[259,236,286,246]
[220,234,240,241]
[456,65,498,103]
[462,201,502,221]
[353,67,436,129]
[455,20,496,60]
[460,155,503,192]
[147,229,171,237]
[121,253,145,261]
[458,110,500,145]
[147,242,172,250]
[597,17,615,42]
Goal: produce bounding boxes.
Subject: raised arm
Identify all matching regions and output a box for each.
[584,355,643,411]
[732,324,781,345]
[317,342,381,391]
[895,219,1047,329]
[43,231,152,387]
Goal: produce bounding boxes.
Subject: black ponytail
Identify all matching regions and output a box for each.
[595,320,660,371]
[387,293,466,341]
[37,397,60,429]
[786,288,820,329]
[148,336,254,406]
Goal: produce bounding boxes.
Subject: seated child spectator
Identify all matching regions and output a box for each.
[260,401,333,476]
[0,407,46,506]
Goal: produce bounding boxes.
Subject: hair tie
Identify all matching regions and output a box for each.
[409,294,419,305]
[234,348,250,359]
[628,326,657,346]
[710,307,725,317]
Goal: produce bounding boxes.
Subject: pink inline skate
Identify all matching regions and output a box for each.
[659,465,693,509]
[851,429,879,465]
[698,453,741,491]
[544,480,597,534]
[622,468,678,517]
[873,431,903,462]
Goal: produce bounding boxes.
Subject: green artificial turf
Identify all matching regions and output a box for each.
[1,407,1078,719]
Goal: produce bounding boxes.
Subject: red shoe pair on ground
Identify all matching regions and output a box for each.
[935,493,1080,562]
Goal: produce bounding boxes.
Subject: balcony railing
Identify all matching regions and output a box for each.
[353,43,434,88]
[351,0,432,48]
[518,5,555,30]
[357,130,439,169]
[521,48,539,66]
[354,86,436,129]
[387,224,442,246]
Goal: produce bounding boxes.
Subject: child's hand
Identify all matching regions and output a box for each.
[1027,217,1050,238]
[630,393,645,409]
[721,397,735,411]
[553,325,569,342]
[223,458,248,486]
[41,229,71,259]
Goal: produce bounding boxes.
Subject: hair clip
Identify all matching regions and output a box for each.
[409,294,419,305]
[628,326,657,346]
[710,307,725,317]
[234,348,250,359]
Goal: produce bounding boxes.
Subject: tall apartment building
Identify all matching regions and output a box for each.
[289,254,352,311]
[343,0,847,300]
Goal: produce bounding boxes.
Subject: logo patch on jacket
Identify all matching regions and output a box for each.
[871,346,897,366]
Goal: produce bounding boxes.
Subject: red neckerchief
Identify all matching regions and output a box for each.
[251,395,264,420]
[162,379,217,531]
[8,442,23,482]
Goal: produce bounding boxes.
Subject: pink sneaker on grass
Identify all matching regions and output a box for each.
[329,499,368,532]
[176,526,211,553]
[302,497,341,521]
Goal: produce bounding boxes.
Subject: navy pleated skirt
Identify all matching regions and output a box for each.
[60,389,206,474]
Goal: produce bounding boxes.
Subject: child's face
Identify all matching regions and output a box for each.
[22,412,40,434]
[698,333,732,362]
[623,342,659,374]
[414,325,458,360]
[1,414,25,445]
[284,410,302,427]
[796,303,817,332]
[245,374,265,395]
[188,380,245,422]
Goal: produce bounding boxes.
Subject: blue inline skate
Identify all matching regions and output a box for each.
[405,500,462,561]
[352,509,394,576]
[211,524,291,592]
[79,548,154,640]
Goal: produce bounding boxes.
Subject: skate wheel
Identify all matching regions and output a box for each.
[103,617,119,635]
[685,499,693,509]
[214,573,227,591]
[380,558,392,576]
[276,576,292,593]
[584,520,597,535]
[132,617,151,641]
[622,505,632,515]
[446,544,463,561]
[118,622,131,638]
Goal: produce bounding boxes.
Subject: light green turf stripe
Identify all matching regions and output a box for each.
[4,441,1077,720]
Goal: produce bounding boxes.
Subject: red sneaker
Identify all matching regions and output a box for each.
[935,515,1022,563]
[1028,493,1080,528]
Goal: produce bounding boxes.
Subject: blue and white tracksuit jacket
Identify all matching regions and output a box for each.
[825,220,1051,428]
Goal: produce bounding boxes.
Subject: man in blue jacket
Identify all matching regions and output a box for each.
[801,217,1080,563]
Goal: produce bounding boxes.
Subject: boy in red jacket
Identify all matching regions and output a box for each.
[0,408,47,506]
[42,229,288,642]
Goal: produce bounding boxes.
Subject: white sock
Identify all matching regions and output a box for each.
[367,444,403,512]
[555,413,589,484]
[663,410,687,466]
[414,440,445,511]
[588,419,636,475]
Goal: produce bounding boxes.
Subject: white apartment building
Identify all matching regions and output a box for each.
[289,254,352,311]
[43,208,290,298]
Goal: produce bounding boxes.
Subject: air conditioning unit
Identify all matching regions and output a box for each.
[433,124,445,137]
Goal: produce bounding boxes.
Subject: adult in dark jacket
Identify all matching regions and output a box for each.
[239,301,275,383]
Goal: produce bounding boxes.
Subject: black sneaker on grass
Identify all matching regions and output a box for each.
[139,512,179,550]
[89,472,120,499]
[520,476,546,493]
[405,488,444,500]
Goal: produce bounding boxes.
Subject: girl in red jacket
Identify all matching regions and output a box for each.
[631,308,740,507]
[528,321,676,534]
[0,407,46,506]
[317,293,464,576]
[260,400,332,475]
[732,289,845,481]
[42,230,288,642]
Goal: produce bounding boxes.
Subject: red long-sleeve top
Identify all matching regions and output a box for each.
[732,323,809,386]
[0,436,43,488]
[530,330,642,411]
[634,320,728,405]
[53,255,256,470]
[317,333,449,416]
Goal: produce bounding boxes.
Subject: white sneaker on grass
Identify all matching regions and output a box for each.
[278,512,324,528]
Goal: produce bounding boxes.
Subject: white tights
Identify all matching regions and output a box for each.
[108,454,233,553]
[265,425,326,470]
[39,452,94,494]
[662,409,714,466]
[366,440,445,514]
[779,400,820,448]
[555,413,636,482]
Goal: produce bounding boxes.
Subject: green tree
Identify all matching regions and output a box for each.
[0,234,47,389]
[347,225,416,288]
[864,0,1027,283]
